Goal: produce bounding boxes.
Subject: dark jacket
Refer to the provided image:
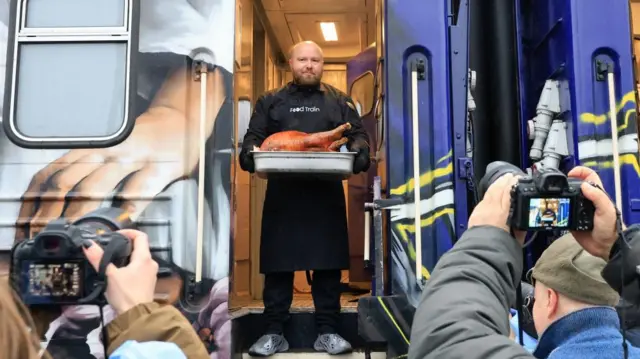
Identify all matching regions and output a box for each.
[617,298,640,347]
[408,226,530,359]
[407,225,640,359]
[238,82,370,273]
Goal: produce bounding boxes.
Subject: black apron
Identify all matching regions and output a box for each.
[259,87,350,273]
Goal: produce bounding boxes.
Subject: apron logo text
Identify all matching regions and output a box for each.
[289,106,320,113]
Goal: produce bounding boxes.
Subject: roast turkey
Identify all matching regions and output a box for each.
[258,123,352,152]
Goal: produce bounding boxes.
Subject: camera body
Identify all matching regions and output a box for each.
[479,161,595,231]
[10,208,133,306]
[510,170,595,231]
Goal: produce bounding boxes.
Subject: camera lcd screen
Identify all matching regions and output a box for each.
[528,197,571,229]
[21,260,83,303]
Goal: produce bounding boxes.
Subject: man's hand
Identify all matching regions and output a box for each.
[567,166,618,260]
[349,140,370,174]
[239,146,259,173]
[82,229,159,315]
[468,173,520,240]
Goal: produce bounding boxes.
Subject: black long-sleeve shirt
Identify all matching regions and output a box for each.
[238,81,369,171]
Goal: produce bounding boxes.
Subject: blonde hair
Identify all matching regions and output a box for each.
[0,276,50,359]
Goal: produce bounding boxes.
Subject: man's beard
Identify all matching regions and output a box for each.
[294,72,321,86]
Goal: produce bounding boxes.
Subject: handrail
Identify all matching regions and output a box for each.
[607,67,623,218]
[195,61,208,283]
[411,62,424,287]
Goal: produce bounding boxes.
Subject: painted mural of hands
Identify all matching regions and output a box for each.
[193,277,231,359]
[14,67,225,241]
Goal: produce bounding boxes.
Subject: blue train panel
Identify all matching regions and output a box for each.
[516,0,640,225]
[358,1,638,357]
[384,0,457,305]
[448,0,473,239]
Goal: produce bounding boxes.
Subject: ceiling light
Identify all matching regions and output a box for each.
[320,22,338,42]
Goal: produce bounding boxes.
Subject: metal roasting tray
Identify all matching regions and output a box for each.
[252,151,356,180]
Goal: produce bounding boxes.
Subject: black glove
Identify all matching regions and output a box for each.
[239,147,256,173]
[349,141,371,174]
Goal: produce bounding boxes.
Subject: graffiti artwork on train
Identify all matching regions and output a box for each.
[578,89,640,224]
[0,0,234,358]
[387,152,456,306]
[578,90,640,174]
[382,3,457,306]
[378,0,458,308]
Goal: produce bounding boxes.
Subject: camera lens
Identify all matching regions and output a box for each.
[478,161,527,200]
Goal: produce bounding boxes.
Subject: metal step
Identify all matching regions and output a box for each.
[241,352,386,359]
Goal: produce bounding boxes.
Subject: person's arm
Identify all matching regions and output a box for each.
[606,224,640,261]
[340,96,370,174]
[340,96,369,147]
[408,226,533,359]
[106,302,210,359]
[239,95,270,173]
[80,231,208,358]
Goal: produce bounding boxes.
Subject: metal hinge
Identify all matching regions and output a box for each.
[457,157,477,196]
[415,59,426,81]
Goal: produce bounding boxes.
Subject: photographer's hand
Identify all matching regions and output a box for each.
[468,173,522,242]
[567,166,618,260]
[82,229,159,315]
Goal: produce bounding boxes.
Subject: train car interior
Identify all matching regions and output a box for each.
[230,0,383,353]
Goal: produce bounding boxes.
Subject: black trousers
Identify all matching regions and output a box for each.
[263,269,342,335]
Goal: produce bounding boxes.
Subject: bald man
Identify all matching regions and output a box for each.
[239,41,370,356]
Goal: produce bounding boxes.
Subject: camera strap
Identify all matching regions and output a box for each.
[79,239,121,304]
[77,239,123,356]
[510,227,525,347]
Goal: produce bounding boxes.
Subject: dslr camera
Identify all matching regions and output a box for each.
[10,208,133,306]
[479,161,595,231]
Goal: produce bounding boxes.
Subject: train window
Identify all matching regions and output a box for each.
[348,71,375,117]
[23,0,126,29]
[3,0,139,149]
[15,43,127,138]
